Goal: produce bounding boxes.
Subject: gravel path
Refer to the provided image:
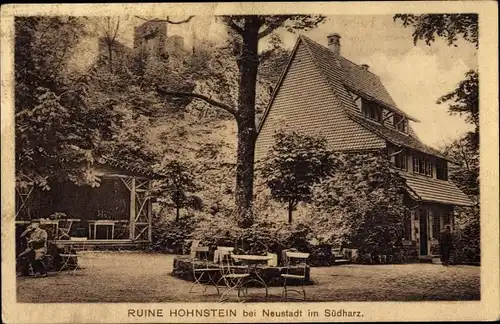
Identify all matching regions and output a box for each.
[17,252,480,303]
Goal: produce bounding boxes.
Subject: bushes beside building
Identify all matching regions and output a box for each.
[149,212,197,253]
[451,206,480,265]
[311,152,410,263]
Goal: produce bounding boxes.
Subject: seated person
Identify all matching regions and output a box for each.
[16,220,48,278]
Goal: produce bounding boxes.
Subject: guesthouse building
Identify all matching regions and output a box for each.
[255,34,474,261]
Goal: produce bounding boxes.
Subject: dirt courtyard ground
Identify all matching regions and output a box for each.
[17,252,480,303]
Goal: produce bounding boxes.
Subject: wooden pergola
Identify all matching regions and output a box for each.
[15,157,164,246]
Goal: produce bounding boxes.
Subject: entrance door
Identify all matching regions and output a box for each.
[419,209,428,256]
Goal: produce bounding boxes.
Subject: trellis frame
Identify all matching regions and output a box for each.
[15,163,158,244]
[15,175,35,221]
[119,176,153,242]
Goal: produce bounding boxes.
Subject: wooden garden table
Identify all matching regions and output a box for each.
[88,220,118,239]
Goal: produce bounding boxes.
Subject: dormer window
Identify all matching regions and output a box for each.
[436,160,448,180]
[362,101,382,123]
[393,113,408,133]
[394,149,408,171]
[412,153,433,177]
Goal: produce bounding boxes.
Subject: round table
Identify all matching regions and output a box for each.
[231,254,273,300]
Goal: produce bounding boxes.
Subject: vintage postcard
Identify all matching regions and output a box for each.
[1,2,499,323]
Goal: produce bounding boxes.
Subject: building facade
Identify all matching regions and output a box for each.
[255,34,474,260]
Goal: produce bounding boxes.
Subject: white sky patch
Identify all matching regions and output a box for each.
[364,48,473,148]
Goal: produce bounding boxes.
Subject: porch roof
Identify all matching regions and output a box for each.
[400,172,474,207]
[98,155,165,179]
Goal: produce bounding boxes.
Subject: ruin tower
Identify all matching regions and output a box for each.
[133,21,167,60]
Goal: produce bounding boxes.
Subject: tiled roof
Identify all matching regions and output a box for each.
[400,172,474,207]
[255,40,386,161]
[300,36,419,122]
[347,113,452,161]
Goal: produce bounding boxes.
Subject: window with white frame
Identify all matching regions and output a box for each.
[412,153,433,177]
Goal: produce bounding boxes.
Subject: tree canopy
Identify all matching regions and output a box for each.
[442,134,479,199]
[15,17,119,188]
[153,160,201,221]
[312,152,408,256]
[15,15,325,228]
[14,16,195,189]
[260,129,337,224]
[394,14,478,48]
[437,70,479,137]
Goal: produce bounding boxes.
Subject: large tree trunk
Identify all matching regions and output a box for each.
[234,20,259,228]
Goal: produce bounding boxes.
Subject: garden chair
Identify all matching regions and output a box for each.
[217,250,250,303]
[114,221,129,239]
[281,251,310,301]
[189,246,220,295]
[214,246,234,263]
[58,237,87,275]
[189,240,201,258]
[57,219,76,240]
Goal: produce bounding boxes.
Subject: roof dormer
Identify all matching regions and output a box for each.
[393,113,408,134]
[361,100,383,123]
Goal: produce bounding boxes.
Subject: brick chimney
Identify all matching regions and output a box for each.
[327,33,341,56]
[361,64,370,71]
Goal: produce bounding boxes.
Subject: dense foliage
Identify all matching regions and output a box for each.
[442,134,479,199]
[438,70,479,139]
[153,160,202,221]
[15,17,118,188]
[14,17,192,189]
[149,213,198,253]
[311,152,408,260]
[450,206,480,264]
[394,14,478,48]
[192,213,313,259]
[260,129,337,223]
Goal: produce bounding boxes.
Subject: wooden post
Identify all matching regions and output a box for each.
[439,209,444,233]
[428,209,433,240]
[147,180,152,242]
[129,177,136,240]
[410,209,416,241]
